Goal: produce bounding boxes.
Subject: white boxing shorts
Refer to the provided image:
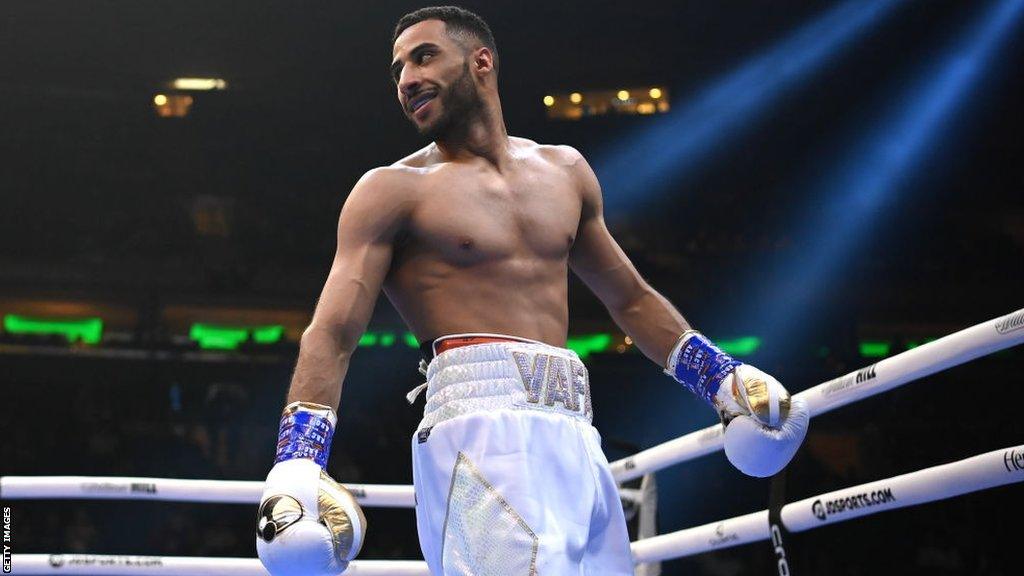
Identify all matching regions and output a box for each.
[410,334,634,575]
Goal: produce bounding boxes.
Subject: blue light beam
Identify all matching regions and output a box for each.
[594,0,899,212]
[746,0,1024,343]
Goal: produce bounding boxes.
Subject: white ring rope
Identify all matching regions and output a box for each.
[630,444,1024,563]
[610,307,1024,482]
[0,477,414,508]
[8,556,429,575]
[11,444,1022,573]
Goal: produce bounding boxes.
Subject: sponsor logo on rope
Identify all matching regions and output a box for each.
[855,365,877,383]
[130,483,157,494]
[80,482,130,494]
[812,487,896,521]
[821,364,878,397]
[770,524,790,576]
[995,310,1024,335]
[811,500,826,521]
[348,487,367,499]
[699,426,724,444]
[1004,448,1024,472]
[622,458,636,471]
[46,555,163,569]
[80,482,154,495]
[707,522,740,547]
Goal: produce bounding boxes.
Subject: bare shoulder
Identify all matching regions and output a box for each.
[340,164,420,234]
[349,165,409,201]
[391,142,441,169]
[511,137,586,169]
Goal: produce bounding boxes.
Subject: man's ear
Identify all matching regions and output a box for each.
[472,46,495,76]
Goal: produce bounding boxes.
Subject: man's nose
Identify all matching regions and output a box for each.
[398,68,422,97]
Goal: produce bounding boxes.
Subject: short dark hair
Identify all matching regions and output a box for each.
[393,6,499,71]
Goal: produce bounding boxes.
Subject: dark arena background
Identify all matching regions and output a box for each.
[2,1,1022,575]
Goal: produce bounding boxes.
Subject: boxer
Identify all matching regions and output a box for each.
[256,6,808,574]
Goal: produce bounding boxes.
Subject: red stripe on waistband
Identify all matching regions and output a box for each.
[432,335,527,356]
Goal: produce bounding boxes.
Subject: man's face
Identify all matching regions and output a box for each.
[391,20,481,140]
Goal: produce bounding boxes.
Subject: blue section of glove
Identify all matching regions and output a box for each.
[274,409,335,468]
[671,333,742,406]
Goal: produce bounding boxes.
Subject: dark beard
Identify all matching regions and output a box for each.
[419,62,483,142]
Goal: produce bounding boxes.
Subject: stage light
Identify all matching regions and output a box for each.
[649,88,662,99]
[153,94,167,106]
[716,336,762,356]
[543,95,555,106]
[741,0,1024,348]
[859,341,891,358]
[172,78,227,91]
[617,90,630,101]
[189,324,284,350]
[593,0,899,213]
[566,333,613,358]
[570,92,583,104]
[3,315,103,344]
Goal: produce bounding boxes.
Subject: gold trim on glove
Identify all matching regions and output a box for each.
[318,470,367,562]
[735,374,791,426]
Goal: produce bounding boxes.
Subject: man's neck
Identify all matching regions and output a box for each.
[434,101,511,170]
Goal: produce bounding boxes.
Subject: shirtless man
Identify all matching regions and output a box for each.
[255,6,809,575]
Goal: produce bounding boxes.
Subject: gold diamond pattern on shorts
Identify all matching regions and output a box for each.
[442,452,538,575]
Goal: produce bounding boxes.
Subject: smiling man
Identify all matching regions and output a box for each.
[255,6,809,575]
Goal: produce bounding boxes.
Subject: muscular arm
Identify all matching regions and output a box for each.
[567,151,690,368]
[287,169,408,409]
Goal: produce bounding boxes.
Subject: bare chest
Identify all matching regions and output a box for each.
[405,167,581,265]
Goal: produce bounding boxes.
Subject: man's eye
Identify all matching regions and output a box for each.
[420,53,434,63]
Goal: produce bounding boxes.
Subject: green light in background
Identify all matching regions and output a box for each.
[358,332,379,347]
[3,315,103,344]
[859,341,891,358]
[379,332,396,347]
[404,332,419,348]
[715,336,762,356]
[252,325,284,344]
[566,333,613,359]
[189,324,284,350]
[906,337,938,351]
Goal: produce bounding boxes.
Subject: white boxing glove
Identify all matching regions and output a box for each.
[666,332,809,477]
[717,365,809,477]
[256,402,366,576]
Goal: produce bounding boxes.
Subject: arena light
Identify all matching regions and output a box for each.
[742,0,1024,345]
[546,87,668,119]
[153,94,194,118]
[858,341,891,358]
[189,324,284,350]
[715,336,762,357]
[172,77,227,91]
[594,0,898,212]
[2,315,103,344]
[566,333,613,359]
